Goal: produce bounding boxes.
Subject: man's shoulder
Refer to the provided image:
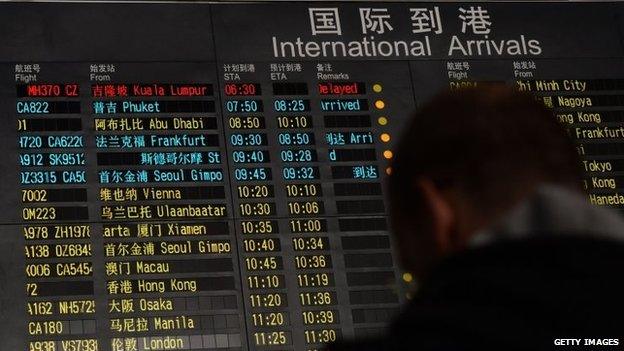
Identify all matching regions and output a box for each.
[425,235,624,305]
[325,330,468,351]
[325,337,389,351]
[445,234,624,274]
[327,235,624,351]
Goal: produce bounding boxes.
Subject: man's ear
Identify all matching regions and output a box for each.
[415,178,456,254]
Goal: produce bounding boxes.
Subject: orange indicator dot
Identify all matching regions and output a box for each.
[402,272,413,283]
[383,150,393,159]
[375,100,385,109]
[380,133,391,142]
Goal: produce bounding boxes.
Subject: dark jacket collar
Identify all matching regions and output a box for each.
[471,184,624,247]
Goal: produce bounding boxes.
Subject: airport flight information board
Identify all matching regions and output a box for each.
[1,1,624,350]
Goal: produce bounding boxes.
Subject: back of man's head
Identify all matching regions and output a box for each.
[388,85,582,278]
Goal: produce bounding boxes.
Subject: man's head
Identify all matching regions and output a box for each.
[388,85,582,280]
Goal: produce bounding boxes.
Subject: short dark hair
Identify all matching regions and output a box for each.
[388,85,582,221]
